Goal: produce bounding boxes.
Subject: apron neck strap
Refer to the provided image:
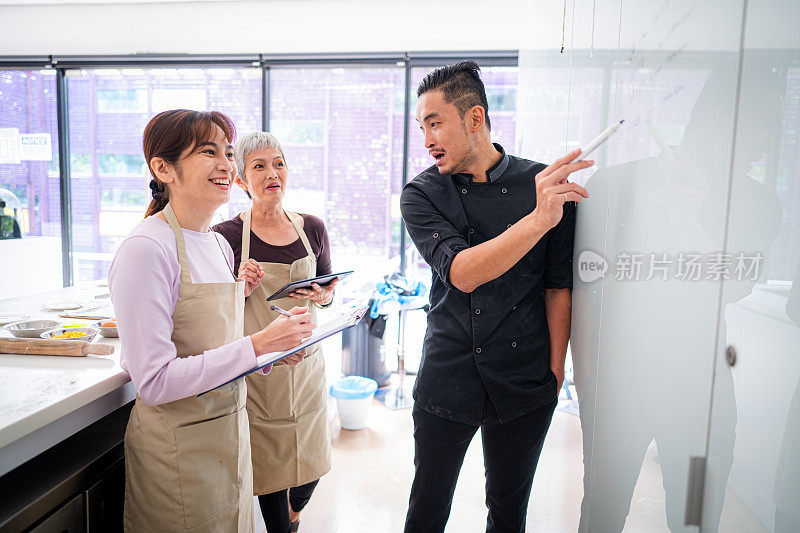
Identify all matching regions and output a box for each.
[242,208,315,261]
[285,211,314,257]
[163,203,193,285]
[241,209,253,266]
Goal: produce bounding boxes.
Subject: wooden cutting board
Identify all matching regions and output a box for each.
[0,338,115,357]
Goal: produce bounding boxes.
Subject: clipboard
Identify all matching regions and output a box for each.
[200,304,368,395]
[266,270,354,301]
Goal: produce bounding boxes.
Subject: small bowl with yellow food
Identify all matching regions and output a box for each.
[40,326,99,342]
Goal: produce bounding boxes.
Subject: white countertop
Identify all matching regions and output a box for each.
[0,284,133,474]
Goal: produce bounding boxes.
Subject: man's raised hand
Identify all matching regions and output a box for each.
[532,148,592,231]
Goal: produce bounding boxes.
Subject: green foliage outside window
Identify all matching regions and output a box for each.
[487,88,517,112]
[271,120,324,145]
[97,89,147,113]
[70,153,91,175]
[99,188,147,209]
[98,154,146,176]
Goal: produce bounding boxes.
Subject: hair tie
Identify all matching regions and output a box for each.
[149,179,163,198]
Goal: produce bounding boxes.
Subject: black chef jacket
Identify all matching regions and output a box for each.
[400,143,575,424]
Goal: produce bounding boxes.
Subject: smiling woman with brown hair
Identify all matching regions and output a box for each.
[109,110,312,532]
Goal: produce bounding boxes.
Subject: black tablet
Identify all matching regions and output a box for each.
[265,270,354,301]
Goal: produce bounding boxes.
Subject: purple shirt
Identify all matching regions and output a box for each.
[212,213,331,275]
[109,215,259,406]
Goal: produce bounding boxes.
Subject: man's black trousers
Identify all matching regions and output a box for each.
[404,396,557,533]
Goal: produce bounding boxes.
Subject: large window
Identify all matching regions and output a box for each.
[0,69,62,299]
[269,66,406,272]
[66,67,261,283]
[0,56,519,296]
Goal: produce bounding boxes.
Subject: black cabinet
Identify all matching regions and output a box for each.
[0,403,131,533]
[84,459,124,532]
[28,495,85,533]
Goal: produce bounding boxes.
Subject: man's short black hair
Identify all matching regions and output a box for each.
[417,60,491,131]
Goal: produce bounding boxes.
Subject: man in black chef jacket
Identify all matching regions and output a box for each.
[401,61,592,533]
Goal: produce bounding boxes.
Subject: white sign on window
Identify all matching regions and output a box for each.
[0,128,21,165]
[20,133,53,161]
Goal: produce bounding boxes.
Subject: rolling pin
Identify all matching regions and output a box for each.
[0,338,115,357]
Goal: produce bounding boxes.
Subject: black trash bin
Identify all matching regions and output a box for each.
[341,302,391,387]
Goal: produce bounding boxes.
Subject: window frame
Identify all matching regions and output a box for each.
[0,51,518,288]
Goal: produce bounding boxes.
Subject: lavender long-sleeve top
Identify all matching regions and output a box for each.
[109,215,261,406]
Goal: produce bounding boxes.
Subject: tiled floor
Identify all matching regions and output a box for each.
[278,399,766,533]
[265,397,669,533]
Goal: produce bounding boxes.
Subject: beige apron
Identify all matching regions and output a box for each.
[241,208,331,495]
[123,204,254,532]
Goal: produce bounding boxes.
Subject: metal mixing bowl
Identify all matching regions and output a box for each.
[4,319,61,338]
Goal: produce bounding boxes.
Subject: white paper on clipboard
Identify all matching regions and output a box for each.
[200,304,368,395]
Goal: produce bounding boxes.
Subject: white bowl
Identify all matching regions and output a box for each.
[40,326,99,342]
[4,319,61,338]
[41,300,82,311]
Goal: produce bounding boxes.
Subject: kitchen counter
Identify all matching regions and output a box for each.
[0,283,134,478]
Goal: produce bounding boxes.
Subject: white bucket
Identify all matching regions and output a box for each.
[336,396,373,430]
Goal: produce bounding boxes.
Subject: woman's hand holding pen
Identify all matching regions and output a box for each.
[250,306,315,356]
[531,148,592,231]
[275,350,306,366]
[239,258,264,298]
[290,278,338,305]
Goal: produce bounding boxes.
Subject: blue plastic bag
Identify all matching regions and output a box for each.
[369,280,428,319]
[330,376,378,400]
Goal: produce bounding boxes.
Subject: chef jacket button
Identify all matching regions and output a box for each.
[461,188,467,194]
[433,232,439,238]
[512,342,517,348]
[475,309,481,315]
[469,228,474,234]
[475,347,482,354]
[501,188,508,194]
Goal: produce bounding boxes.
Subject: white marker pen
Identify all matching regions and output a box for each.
[569,119,624,164]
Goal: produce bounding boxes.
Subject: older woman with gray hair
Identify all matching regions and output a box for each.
[213,131,336,532]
